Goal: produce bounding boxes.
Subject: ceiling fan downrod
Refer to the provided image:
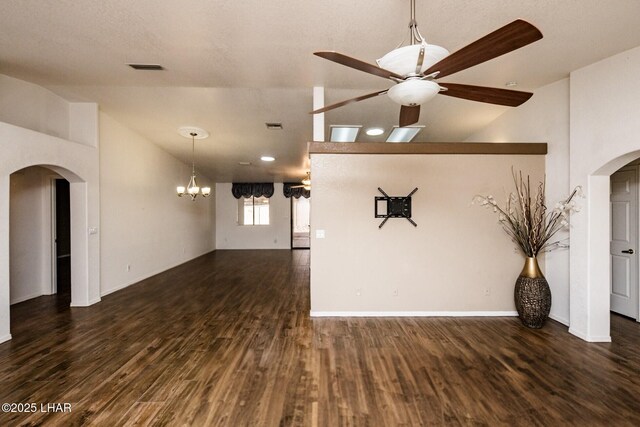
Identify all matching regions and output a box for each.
[408,0,426,45]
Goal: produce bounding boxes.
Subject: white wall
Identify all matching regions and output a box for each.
[9,167,60,304]
[0,75,101,344]
[99,113,215,295]
[569,44,640,342]
[465,79,571,325]
[215,182,291,249]
[0,74,69,140]
[310,153,545,315]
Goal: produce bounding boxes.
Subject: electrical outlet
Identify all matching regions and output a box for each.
[126,264,131,272]
[484,287,491,296]
[393,289,399,296]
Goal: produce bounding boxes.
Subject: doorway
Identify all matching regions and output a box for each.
[610,164,640,321]
[8,168,72,309]
[291,196,310,249]
[53,178,71,301]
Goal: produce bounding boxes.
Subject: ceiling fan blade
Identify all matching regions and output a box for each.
[309,90,388,114]
[399,105,420,127]
[290,185,306,188]
[314,51,404,80]
[424,20,543,79]
[438,83,533,106]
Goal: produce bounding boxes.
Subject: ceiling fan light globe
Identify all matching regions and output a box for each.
[388,79,440,107]
[377,44,449,76]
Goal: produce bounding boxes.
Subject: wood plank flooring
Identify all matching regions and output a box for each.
[1,250,639,426]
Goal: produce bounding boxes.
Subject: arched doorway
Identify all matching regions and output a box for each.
[1,163,97,342]
[9,166,73,308]
[572,149,640,342]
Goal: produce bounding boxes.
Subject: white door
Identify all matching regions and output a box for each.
[610,168,639,319]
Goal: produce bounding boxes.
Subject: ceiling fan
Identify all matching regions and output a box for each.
[290,172,311,190]
[310,0,543,127]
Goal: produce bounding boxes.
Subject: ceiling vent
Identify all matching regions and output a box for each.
[265,122,283,130]
[128,64,164,70]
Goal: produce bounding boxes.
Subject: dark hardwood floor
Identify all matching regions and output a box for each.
[1,250,640,426]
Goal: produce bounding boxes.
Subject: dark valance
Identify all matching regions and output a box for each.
[231,183,275,199]
[283,183,310,199]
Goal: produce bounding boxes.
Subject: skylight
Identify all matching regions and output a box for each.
[386,126,424,143]
[330,126,361,142]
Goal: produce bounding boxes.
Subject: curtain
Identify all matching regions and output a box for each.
[231,183,275,199]
[283,183,310,199]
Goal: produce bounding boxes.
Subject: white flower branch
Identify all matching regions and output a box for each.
[473,169,583,257]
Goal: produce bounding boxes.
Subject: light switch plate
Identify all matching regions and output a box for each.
[315,229,325,239]
[88,227,98,235]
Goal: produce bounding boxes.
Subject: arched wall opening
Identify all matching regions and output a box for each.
[9,165,84,314]
[0,123,101,344]
[571,149,640,342]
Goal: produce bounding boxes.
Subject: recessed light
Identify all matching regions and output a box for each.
[128,64,164,70]
[366,127,385,136]
[505,81,518,87]
[265,122,283,130]
[386,126,424,143]
[239,161,251,166]
[261,156,275,162]
[330,125,361,142]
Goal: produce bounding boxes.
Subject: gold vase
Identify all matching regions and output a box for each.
[514,257,551,328]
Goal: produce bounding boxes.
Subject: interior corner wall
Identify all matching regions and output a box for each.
[9,166,59,304]
[465,78,571,325]
[215,182,291,249]
[99,113,215,295]
[310,154,544,314]
[569,44,640,341]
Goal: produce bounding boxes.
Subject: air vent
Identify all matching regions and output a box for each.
[128,64,164,71]
[265,122,283,130]
[239,162,251,166]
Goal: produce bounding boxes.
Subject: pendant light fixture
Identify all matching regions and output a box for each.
[176,126,211,200]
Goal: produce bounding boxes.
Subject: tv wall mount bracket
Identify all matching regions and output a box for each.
[374,187,418,228]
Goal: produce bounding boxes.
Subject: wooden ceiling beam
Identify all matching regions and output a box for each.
[308,142,547,155]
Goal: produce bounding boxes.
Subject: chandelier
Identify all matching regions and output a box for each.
[176,127,211,200]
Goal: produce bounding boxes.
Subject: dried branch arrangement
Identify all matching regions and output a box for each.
[474,170,582,257]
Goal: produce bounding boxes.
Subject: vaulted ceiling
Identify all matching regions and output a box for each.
[2,0,640,181]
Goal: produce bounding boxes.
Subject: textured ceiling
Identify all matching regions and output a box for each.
[1,0,640,181]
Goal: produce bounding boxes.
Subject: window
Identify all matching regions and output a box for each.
[238,196,270,225]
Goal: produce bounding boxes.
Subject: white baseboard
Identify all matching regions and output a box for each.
[549,313,569,326]
[70,297,101,307]
[568,327,611,342]
[100,278,139,297]
[310,311,519,317]
[100,249,215,297]
[10,292,45,305]
[0,334,12,344]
